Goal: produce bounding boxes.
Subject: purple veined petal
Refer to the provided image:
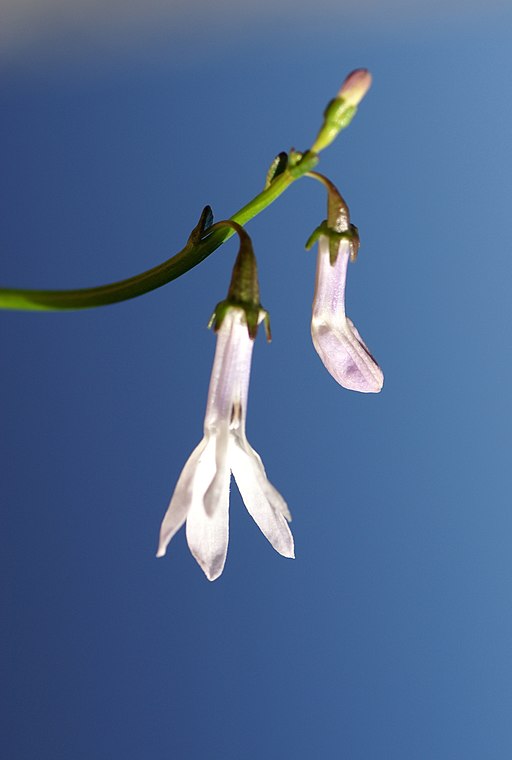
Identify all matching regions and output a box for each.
[185,437,230,581]
[156,437,208,558]
[346,317,384,388]
[230,441,295,559]
[311,317,384,393]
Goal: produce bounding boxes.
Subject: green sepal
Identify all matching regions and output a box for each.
[305,220,360,264]
[323,98,357,131]
[348,224,360,262]
[265,152,288,188]
[263,311,272,342]
[305,225,323,251]
[312,98,359,152]
[187,205,214,245]
[208,299,234,333]
[209,300,271,342]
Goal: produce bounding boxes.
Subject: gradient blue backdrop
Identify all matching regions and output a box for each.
[2,4,512,758]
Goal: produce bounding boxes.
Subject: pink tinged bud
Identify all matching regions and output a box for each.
[157,308,293,581]
[337,69,372,108]
[311,236,383,393]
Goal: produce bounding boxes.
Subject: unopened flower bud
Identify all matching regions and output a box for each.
[311,68,372,153]
[337,69,372,108]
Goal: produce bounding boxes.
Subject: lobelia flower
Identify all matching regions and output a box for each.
[157,226,293,581]
[311,232,384,393]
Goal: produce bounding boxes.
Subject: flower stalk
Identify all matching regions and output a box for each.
[0,71,369,312]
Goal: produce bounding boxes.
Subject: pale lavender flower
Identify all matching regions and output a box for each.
[157,307,293,581]
[311,235,383,393]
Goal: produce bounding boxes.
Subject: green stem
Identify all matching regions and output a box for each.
[0,77,356,313]
[306,171,350,232]
[0,168,297,312]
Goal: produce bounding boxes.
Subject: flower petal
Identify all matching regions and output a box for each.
[186,439,230,581]
[235,436,292,521]
[156,437,208,558]
[312,317,383,393]
[231,441,294,559]
[203,425,231,516]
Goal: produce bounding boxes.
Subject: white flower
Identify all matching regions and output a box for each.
[311,235,383,393]
[157,307,294,581]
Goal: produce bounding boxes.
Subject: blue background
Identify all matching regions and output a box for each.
[2,3,512,758]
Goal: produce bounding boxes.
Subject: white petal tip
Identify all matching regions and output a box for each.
[348,376,384,393]
[201,564,224,581]
[365,368,384,394]
[189,544,228,583]
[276,548,295,560]
[156,536,169,557]
[273,537,295,560]
[368,372,384,393]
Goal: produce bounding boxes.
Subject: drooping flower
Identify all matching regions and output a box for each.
[311,234,383,393]
[157,307,294,581]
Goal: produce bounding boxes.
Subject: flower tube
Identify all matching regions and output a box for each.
[311,234,383,393]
